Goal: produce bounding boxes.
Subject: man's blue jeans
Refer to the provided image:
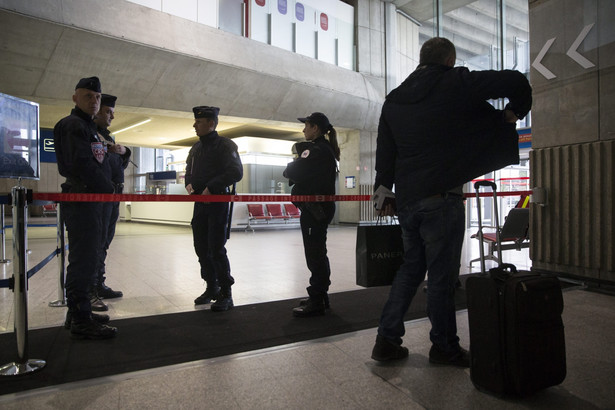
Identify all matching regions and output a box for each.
[377,194,465,353]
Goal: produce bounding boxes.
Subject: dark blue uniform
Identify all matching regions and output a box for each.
[54,106,115,320]
[97,126,131,290]
[185,130,243,292]
[284,136,337,300]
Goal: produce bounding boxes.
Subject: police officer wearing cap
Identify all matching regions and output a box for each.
[92,94,131,306]
[284,112,340,317]
[186,106,243,311]
[54,77,117,339]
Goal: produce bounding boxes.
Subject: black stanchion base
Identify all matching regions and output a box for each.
[0,359,46,376]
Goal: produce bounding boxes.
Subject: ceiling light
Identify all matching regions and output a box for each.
[112,119,152,134]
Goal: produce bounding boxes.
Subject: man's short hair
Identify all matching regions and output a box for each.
[419,37,456,66]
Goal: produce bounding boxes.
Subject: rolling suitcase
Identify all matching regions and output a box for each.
[466,181,566,396]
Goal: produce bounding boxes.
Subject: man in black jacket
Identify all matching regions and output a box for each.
[371,38,532,365]
[54,77,117,339]
[186,106,243,311]
[92,94,131,307]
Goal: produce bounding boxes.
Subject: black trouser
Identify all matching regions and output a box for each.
[62,202,104,319]
[300,202,335,299]
[96,201,119,287]
[191,202,234,290]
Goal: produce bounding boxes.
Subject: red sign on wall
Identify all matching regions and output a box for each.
[320,13,328,31]
[255,0,265,7]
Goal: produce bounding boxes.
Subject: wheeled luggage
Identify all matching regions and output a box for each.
[466,181,566,396]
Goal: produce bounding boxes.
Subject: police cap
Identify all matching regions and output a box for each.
[298,112,331,131]
[193,106,220,119]
[75,76,101,93]
[101,94,117,108]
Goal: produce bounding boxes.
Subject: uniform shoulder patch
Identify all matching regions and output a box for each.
[301,149,310,158]
[91,141,105,164]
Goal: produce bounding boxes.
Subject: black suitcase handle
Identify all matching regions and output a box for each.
[489,263,518,281]
[474,180,497,191]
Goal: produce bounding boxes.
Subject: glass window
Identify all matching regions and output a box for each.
[250,0,270,44]
[271,0,294,51]
[337,19,355,70]
[317,12,336,64]
[219,0,244,34]
[295,2,317,58]
[505,0,530,128]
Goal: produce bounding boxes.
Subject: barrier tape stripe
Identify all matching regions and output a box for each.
[27,248,60,280]
[0,249,58,288]
[32,191,533,203]
[0,245,66,289]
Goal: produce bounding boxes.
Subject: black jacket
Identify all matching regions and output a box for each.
[54,107,114,194]
[185,131,243,195]
[375,65,532,208]
[284,136,337,197]
[97,126,131,186]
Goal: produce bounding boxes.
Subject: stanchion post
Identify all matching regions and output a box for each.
[0,204,10,263]
[0,185,46,376]
[49,202,66,307]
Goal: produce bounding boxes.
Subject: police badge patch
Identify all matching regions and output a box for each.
[301,149,310,158]
[91,141,105,164]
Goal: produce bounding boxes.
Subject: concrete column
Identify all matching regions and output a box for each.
[529,0,614,281]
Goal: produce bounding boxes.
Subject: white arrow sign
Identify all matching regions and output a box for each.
[532,23,596,80]
[532,37,557,80]
[566,23,595,69]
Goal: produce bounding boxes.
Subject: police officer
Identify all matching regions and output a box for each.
[54,76,117,339]
[93,94,131,306]
[186,106,243,312]
[284,112,340,317]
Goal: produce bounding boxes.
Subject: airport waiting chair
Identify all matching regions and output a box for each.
[266,204,288,222]
[470,207,530,267]
[246,204,271,231]
[42,203,57,217]
[283,203,301,220]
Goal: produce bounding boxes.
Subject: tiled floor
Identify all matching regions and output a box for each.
[1,221,613,409]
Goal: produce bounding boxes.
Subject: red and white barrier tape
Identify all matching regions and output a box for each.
[32,191,533,203]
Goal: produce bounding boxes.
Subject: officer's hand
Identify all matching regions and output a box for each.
[109,144,127,155]
[186,184,194,194]
[202,187,211,204]
[503,110,518,124]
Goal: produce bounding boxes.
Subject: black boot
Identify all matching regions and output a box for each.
[194,286,221,305]
[293,296,326,317]
[299,293,330,309]
[211,288,233,312]
[97,282,123,299]
[64,311,110,330]
[90,292,109,312]
[70,317,117,340]
[371,335,409,361]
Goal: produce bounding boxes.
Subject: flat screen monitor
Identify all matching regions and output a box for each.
[0,92,40,180]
